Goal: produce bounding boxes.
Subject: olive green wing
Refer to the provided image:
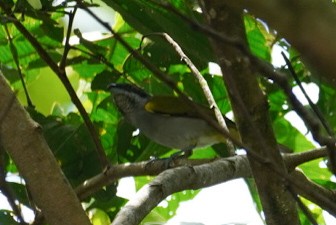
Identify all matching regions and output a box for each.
[145,96,236,127]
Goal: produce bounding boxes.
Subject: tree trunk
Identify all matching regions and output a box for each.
[202,2,300,224]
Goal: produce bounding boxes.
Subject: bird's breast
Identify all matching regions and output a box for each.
[126,110,223,150]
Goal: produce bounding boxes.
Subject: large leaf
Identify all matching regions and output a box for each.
[101,0,214,69]
[28,109,102,186]
[244,14,272,61]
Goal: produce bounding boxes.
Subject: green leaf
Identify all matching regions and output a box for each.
[142,41,181,67]
[115,120,136,162]
[28,109,101,186]
[91,209,111,225]
[244,14,272,61]
[91,70,122,91]
[273,117,315,151]
[72,61,105,79]
[298,198,326,225]
[123,54,153,82]
[102,0,214,69]
[40,18,63,42]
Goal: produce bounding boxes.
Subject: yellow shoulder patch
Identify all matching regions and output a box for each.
[145,96,194,116]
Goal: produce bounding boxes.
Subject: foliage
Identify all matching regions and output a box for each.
[0,0,335,224]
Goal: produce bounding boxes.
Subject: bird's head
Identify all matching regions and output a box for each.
[107,83,150,114]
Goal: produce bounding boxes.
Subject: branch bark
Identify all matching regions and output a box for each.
[0,73,91,225]
[76,147,327,200]
[110,152,336,225]
[111,155,251,225]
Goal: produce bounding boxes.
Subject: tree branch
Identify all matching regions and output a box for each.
[290,170,336,216]
[59,6,78,70]
[110,152,336,225]
[284,147,328,171]
[76,146,329,205]
[0,73,91,225]
[111,155,250,225]
[288,186,319,225]
[76,157,216,200]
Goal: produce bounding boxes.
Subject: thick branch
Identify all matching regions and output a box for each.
[111,155,250,225]
[110,152,336,225]
[76,147,329,208]
[76,157,216,200]
[290,170,336,215]
[0,73,91,225]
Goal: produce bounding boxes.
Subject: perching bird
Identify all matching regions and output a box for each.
[108,83,237,154]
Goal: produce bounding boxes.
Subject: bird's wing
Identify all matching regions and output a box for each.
[145,96,239,139]
[145,96,235,125]
[144,96,200,117]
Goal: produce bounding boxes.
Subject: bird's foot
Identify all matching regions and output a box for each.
[163,148,193,168]
[145,149,193,169]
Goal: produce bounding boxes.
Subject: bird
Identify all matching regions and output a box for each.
[107,83,238,156]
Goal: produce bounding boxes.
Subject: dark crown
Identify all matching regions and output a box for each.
[108,83,150,114]
[107,83,149,98]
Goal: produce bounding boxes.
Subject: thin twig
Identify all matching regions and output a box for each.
[281,52,334,136]
[142,32,235,154]
[149,1,287,163]
[288,186,318,225]
[60,6,78,70]
[280,52,336,173]
[70,33,123,76]
[256,59,336,174]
